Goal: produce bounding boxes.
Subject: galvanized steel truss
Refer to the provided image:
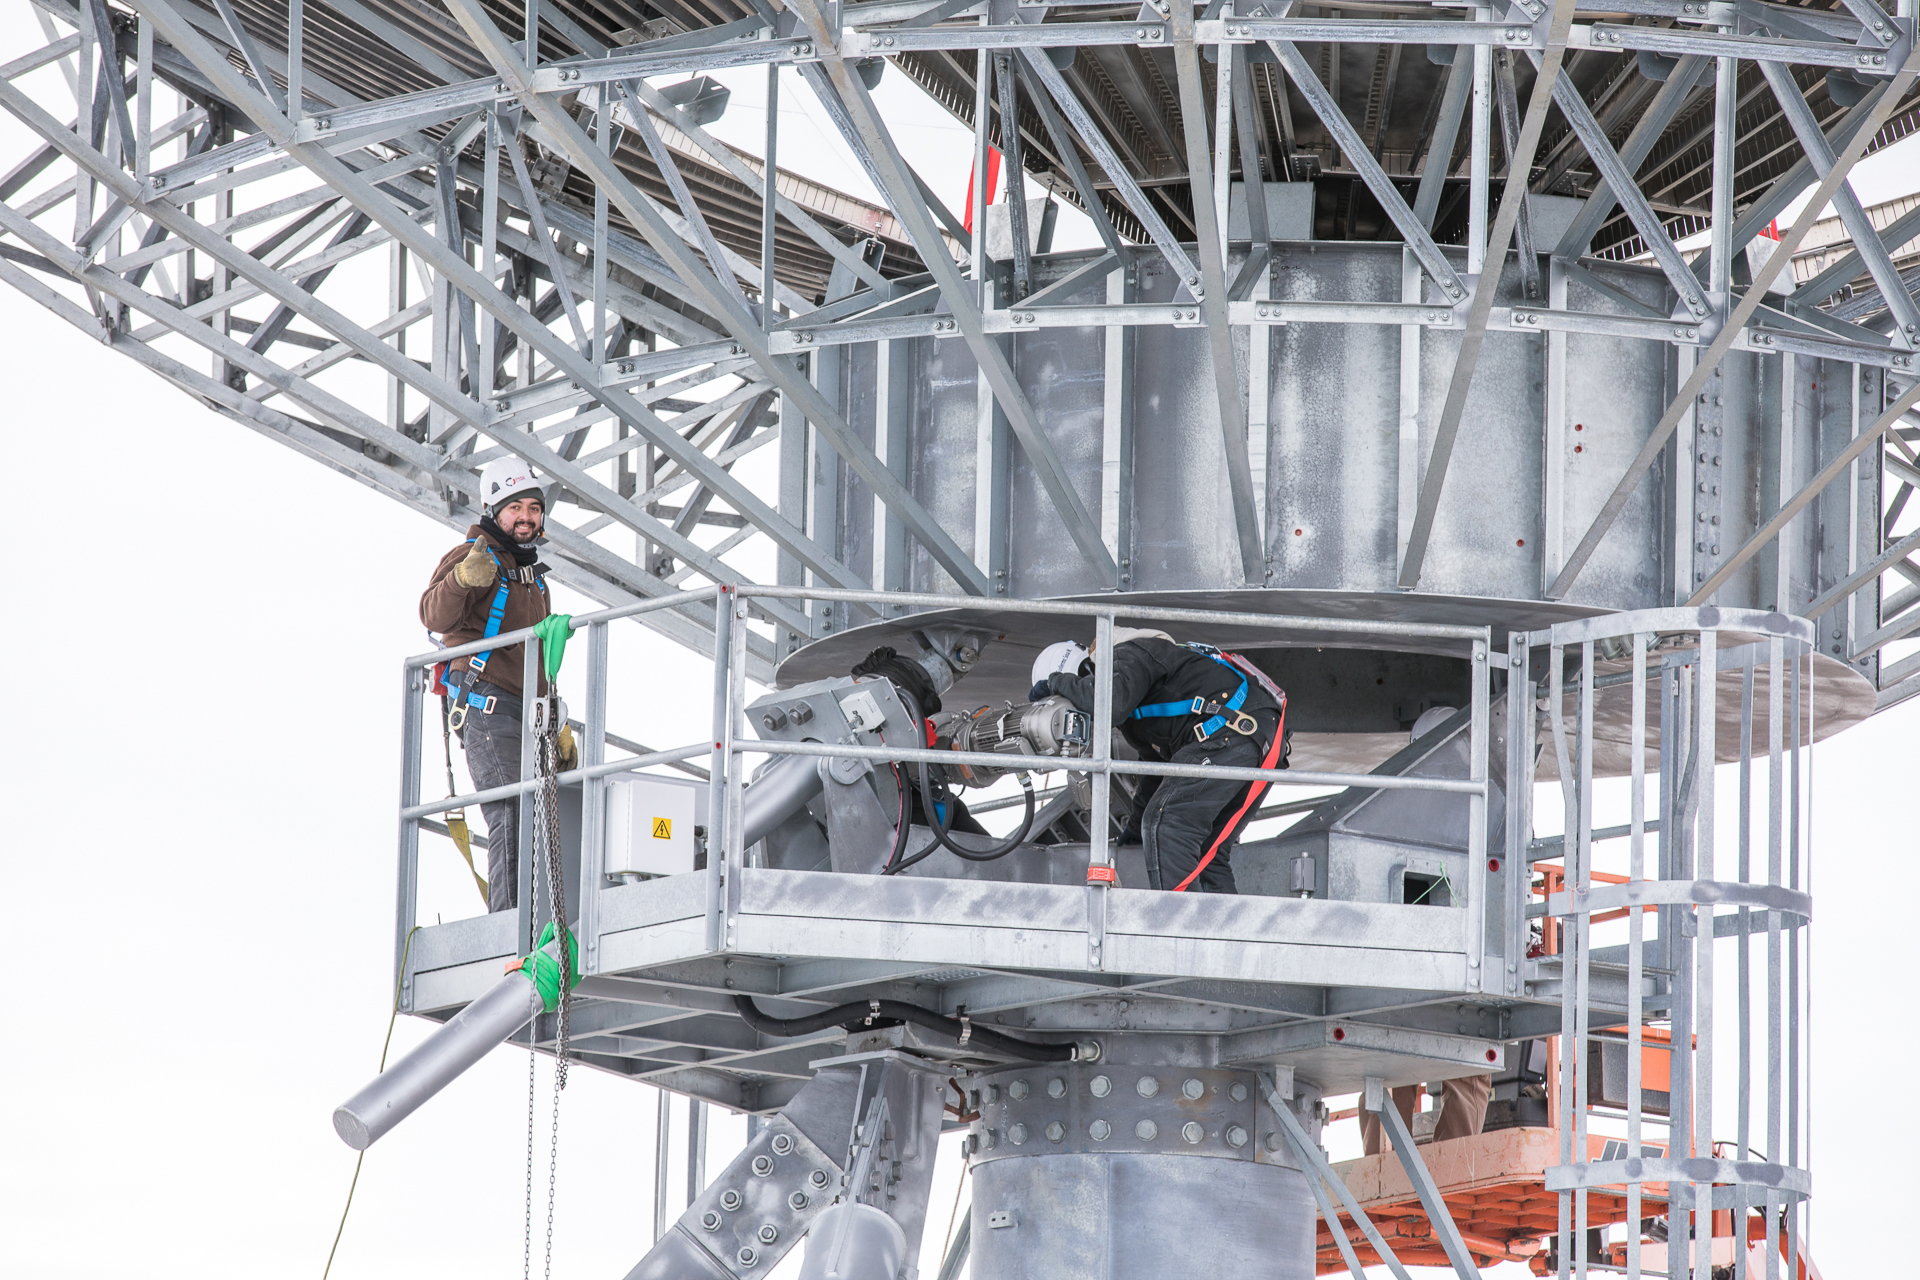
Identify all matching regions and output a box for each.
[0,0,1917,698]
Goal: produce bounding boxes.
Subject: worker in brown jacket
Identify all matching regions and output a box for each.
[421,456,552,913]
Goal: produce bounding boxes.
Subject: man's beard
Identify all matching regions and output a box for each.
[501,519,540,542]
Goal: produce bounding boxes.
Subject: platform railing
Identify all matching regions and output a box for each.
[397,585,1498,1003]
[1519,608,1816,1280]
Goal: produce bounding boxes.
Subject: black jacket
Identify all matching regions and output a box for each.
[1046,637,1282,761]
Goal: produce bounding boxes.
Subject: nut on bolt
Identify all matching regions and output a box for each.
[751,1155,775,1176]
[770,1133,794,1155]
[700,1211,722,1232]
[737,1247,759,1267]
[758,1225,779,1244]
[809,1169,831,1189]
[789,1191,810,1210]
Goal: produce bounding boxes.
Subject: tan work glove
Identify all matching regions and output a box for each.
[452,541,497,589]
[557,722,579,771]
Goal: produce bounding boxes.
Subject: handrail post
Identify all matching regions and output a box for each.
[1086,612,1116,969]
[396,659,425,1013]
[704,585,734,952]
[723,588,750,946]
[578,619,609,975]
[1467,631,1490,991]
[517,636,539,954]
[1504,638,1534,996]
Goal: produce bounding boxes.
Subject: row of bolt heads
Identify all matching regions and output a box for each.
[971,1074,1264,1151]
[694,1132,825,1269]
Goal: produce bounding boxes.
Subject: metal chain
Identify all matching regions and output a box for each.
[534,710,569,1280]
[523,1021,536,1280]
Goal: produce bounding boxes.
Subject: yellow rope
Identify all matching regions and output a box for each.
[322,925,420,1280]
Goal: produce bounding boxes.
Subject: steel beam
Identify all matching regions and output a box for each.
[1758,59,1920,345]
[1550,48,1920,600]
[1399,0,1578,590]
[117,0,874,619]
[779,0,1117,582]
[1266,36,1467,302]
[1173,0,1263,583]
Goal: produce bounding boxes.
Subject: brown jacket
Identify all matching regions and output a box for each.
[420,526,552,700]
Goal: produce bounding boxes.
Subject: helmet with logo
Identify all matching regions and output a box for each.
[478,456,544,517]
[1030,641,1092,688]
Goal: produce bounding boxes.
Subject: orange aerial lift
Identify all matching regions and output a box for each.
[1310,864,1820,1279]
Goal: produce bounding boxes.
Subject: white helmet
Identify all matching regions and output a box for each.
[479,456,543,515]
[1031,641,1091,687]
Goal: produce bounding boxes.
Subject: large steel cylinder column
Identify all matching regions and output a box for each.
[963,1060,1319,1280]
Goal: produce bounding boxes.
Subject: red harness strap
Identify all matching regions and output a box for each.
[1172,697,1287,892]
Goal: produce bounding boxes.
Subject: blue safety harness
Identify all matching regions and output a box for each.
[447,539,547,721]
[1129,646,1261,742]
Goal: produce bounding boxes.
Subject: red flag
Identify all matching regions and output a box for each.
[963,148,1002,234]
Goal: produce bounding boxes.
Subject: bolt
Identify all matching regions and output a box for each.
[1182,1121,1206,1144]
[809,1169,831,1189]
[721,1190,743,1210]
[1136,1076,1160,1097]
[1226,1125,1250,1148]
[1009,1079,1029,1101]
[1045,1121,1066,1142]
[1089,1119,1112,1141]
[1047,1077,1067,1099]
[701,1211,722,1231]
[738,1247,759,1268]
[1135,1119,1159,1141]
[1181,1078,1205,1100]
[1229,1082,1249,1103]
[1090,1075,1112,1098]
[789,1191,810,1210]
[1009,1123,1029,1145]
[770,1134,794,1155]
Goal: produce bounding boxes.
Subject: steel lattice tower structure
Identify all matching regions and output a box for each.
[1,0,1914,1276]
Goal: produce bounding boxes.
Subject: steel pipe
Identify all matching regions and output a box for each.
[740,752,827,849]
[332,970,538,1150]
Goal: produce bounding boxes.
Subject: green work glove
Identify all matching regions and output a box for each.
[452,541,497,589]
[511,920,581,1013]
[533,613,574,683]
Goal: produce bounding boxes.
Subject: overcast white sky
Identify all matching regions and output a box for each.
[0,9,1916,1280]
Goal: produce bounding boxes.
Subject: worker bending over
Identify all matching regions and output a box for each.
[420,457,557,913]
[1034,628,1287,893]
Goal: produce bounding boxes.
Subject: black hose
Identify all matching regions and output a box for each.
[880,763,913,873]
[894,688,1036,866]
[732,994,1076,1063]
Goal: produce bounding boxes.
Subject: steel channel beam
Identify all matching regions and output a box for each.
[128,0,888,616]
[1172,0,1263,583]
[775,0,1116,581]
[1399,0,1578,589]
[1757,58,1920,344]
[1016,46,1201,292]
[1265,36,1467,300]
[1694,380,1920,603]
[1548,45,1920,601]
[1542,57,1710,317]
[442,9,1004,598]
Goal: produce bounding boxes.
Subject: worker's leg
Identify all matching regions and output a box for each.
[459,713,522,912]
[1432,1073,1493,1142]
[1358,1086,1421,1156]
[1139,733,1265,892]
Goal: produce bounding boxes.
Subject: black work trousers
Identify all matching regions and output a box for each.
[458,709,522,913]
[1138,726,1271,894]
